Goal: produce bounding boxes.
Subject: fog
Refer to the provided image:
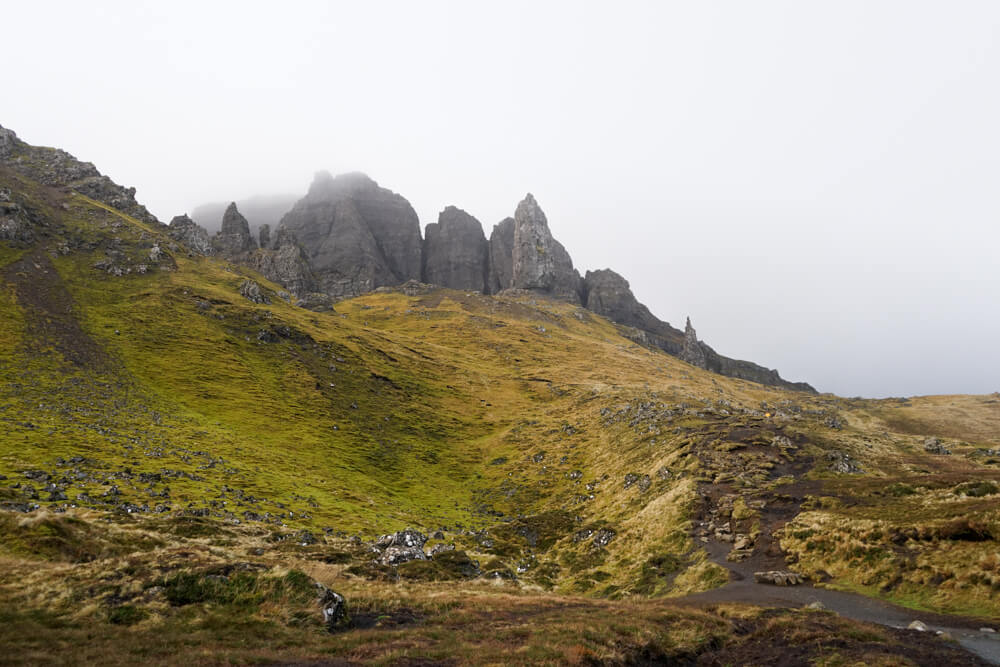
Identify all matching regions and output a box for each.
[5,1,999,397]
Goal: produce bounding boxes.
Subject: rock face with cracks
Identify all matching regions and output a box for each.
[277,171,422,299]
[213,203,257,260]
[422,206,489,292]
[168,215,213,255]
[509,194,582,304]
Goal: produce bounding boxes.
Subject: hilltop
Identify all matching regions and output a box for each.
[0,125,998,665]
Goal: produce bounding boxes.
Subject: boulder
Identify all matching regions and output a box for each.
[826,450,863,474]
[239,279,269,304]
[374,529,429,566]
[754,570,805,586]
[924,437,951,455]
[422,206,489,291]
[315,583,349,631]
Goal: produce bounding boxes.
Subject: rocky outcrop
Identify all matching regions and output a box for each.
[239,279,269,304]
[680,317,815,392]
[247,228,315,297]
[373,529,428,566]
[487,217,515,294]
[680,317,709,369]
[510,194,581,303]
[167,215,213,255]
[422,206,488,291]
[258,224,271,250]
[213,203,257,259]
[582,269,684,355]
[277,172,422,298]
[0,125,159,225]
[191,194,298,235]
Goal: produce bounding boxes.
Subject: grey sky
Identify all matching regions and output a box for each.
[5,1,999,397]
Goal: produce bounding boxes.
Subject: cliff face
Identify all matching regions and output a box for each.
[277,172,421,298]
[168,215,213,256]
[422,206,488,292]
[487,218,515,295]
[160,160,816,392]
[509,194,582,304]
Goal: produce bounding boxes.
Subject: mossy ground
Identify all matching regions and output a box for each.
[1,167,999,662]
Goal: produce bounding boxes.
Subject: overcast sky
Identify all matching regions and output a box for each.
[5,1,999,397]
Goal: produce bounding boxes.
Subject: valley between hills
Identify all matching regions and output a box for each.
[1,124,999,665]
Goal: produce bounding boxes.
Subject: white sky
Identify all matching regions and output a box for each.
[5,1,999,397]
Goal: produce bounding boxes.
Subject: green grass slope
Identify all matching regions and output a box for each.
[1,162,999,664]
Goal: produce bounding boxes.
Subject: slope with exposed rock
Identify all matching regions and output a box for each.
[2,124,1000,664]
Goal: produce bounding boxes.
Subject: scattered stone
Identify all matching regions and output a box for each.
[805,601,825,611]
[428,543,455,557]
[592,528,616,548]
[239,279,269,304]
[826,450,862,474]
[908,620,928,632]
[924,437,951,455]
[980,627,997,634]
[374,529,428,566]
[754,571,804,586]
[294,530,317,546]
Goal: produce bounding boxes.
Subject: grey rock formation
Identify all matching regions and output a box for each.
[487,217,515,294]
[247,228,315,297]
[679,316,815,392]
[680,317,709,369]
[374,529,428,566]
[239,279,269,304]
[315,583,348,631]
[0,126,17,159]
[0,195,41,244]
[213,203,257,259]
[924,437,951,455]
[278,171,422,298]
[167,215,213,255]
[422,206,489,291]
[258,223,271,250]
[0,124,158,225]
[510,194,581,303]
[582,269,684,355]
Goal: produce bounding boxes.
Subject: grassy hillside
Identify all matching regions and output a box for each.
[1,164,999,664]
